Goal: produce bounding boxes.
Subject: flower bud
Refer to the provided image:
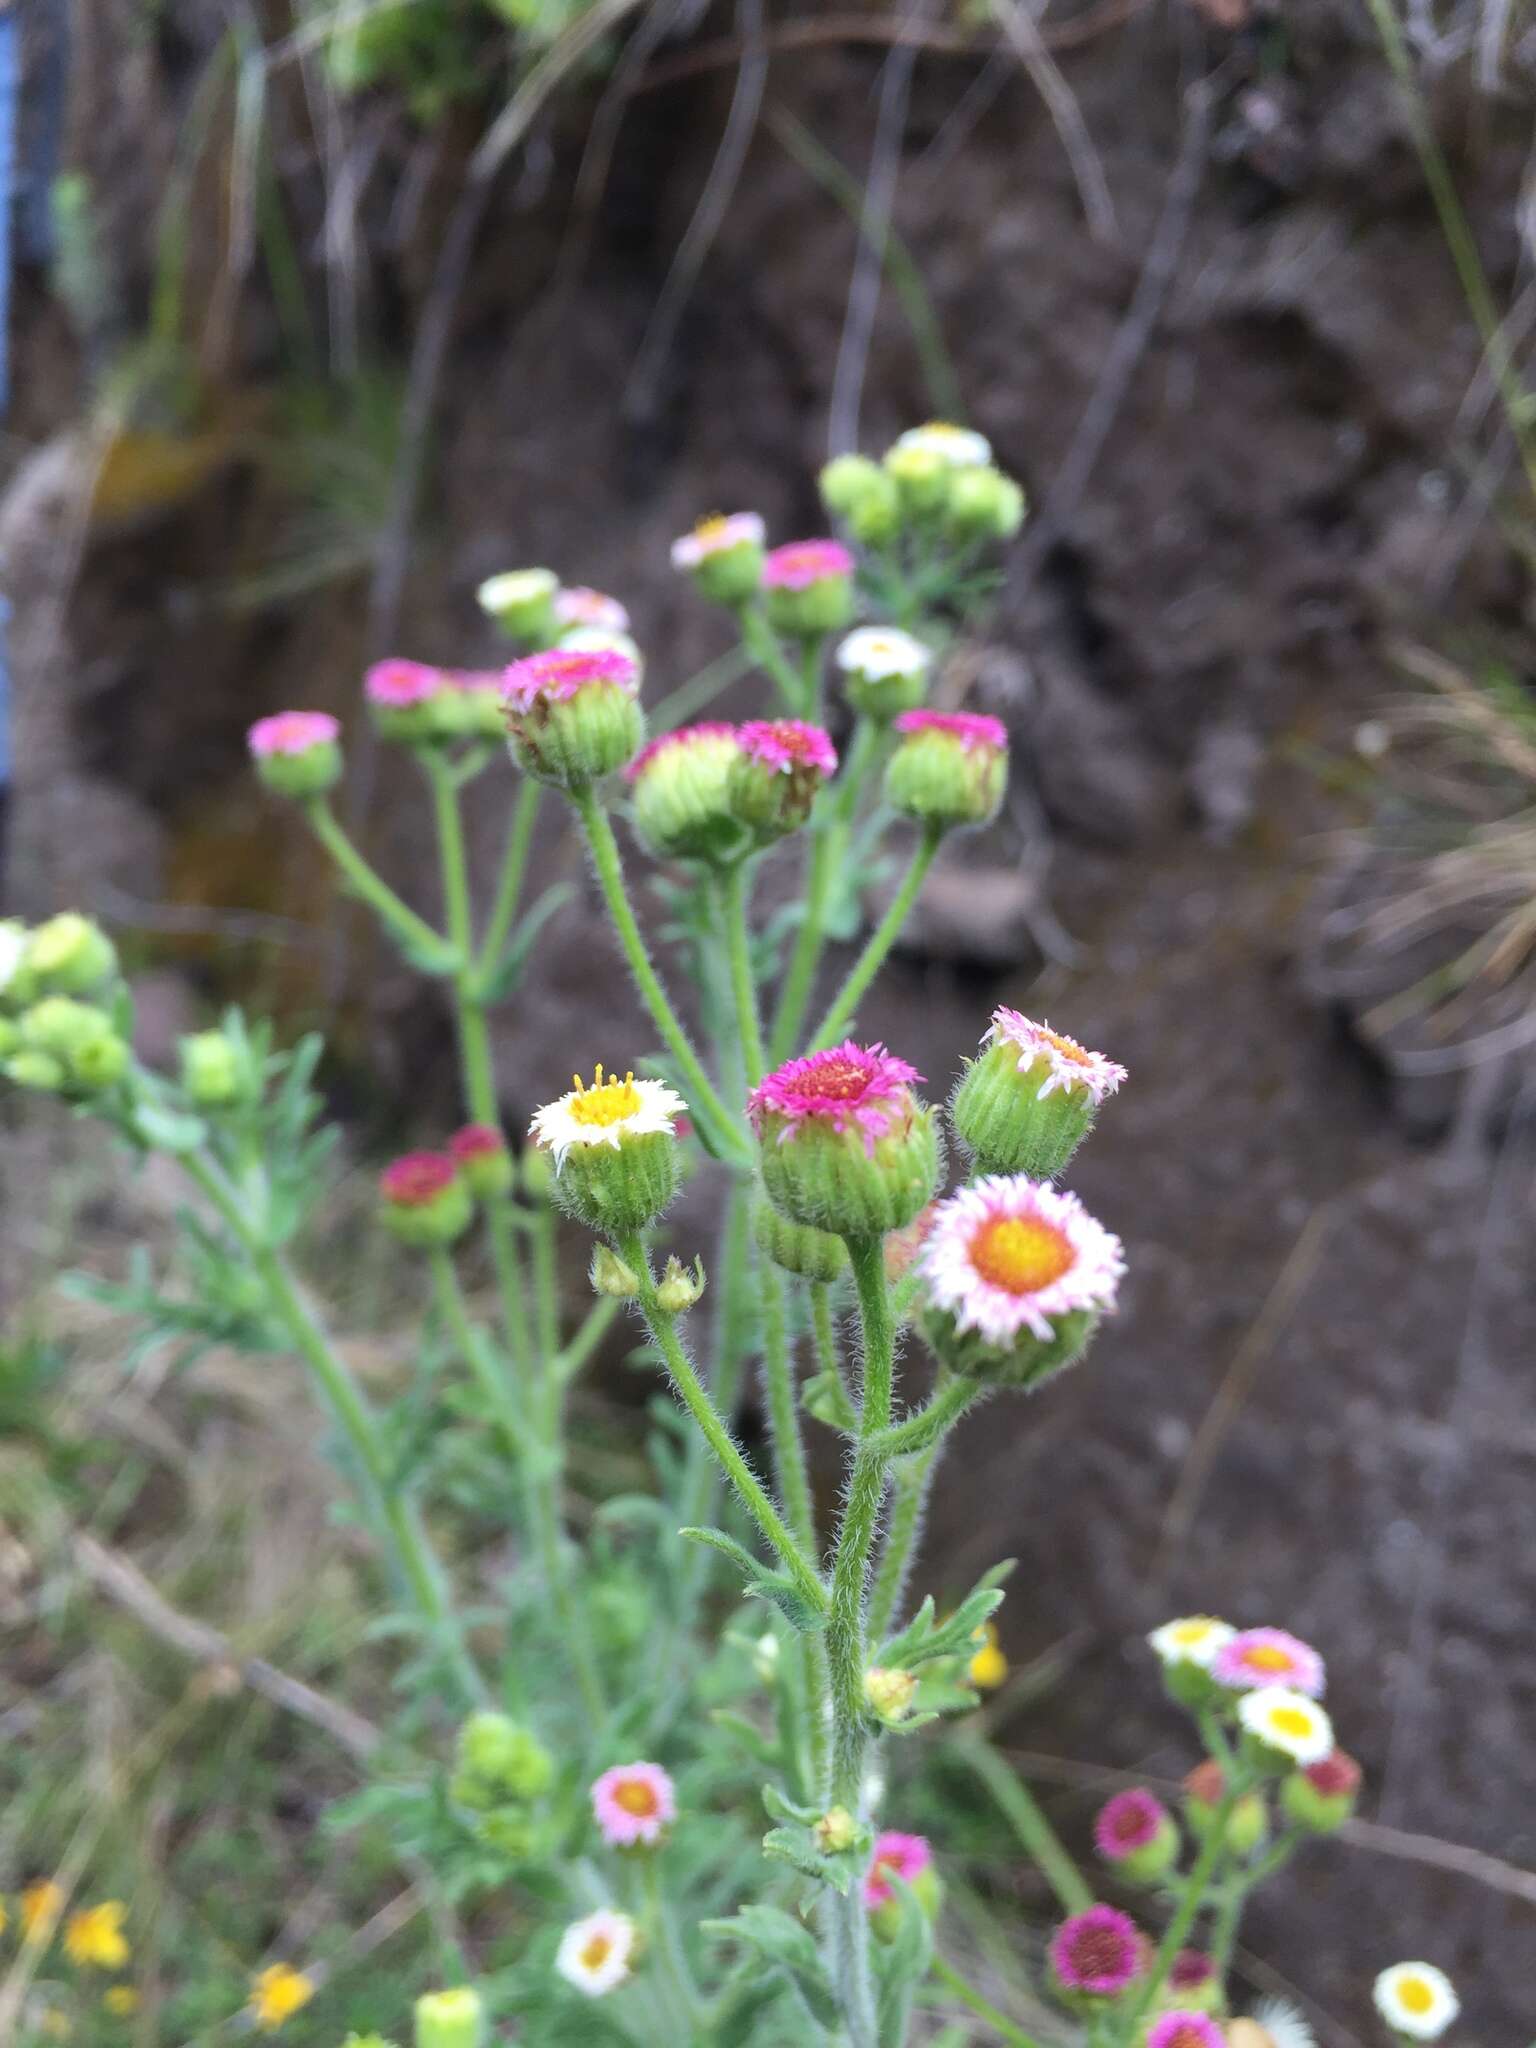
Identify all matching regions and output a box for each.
[448,1124,515,1199]
[590,1244,641,1298]
[944,466,1026,544]
[762,539,856,639]
[835,626,932,723]
[378,1153,474,1249]
[864,1665,917,1726]
[247,711,344,798]
[1280,1748,1360,1834]
[24,913,118,997]
[451,1712,554,1809]
[1093,1790,1180,1885]
[885,710,1008,831]
[1183,1760,1269,1855]
[625,723,746,864]
[730,721,838,843]
[413,1987,484,2048]
[748,1043,939,1240]
[180,1029,252,1109]
[477,567,559,647]
[952,1008,1126,1180]
[753,1201,846,1283]
[529,1067,685,1236]
[656,1253,706,1314]
[503,648,644,790]
[670,512,766,606]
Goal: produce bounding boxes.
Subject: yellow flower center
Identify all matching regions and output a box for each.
[568,1065,642,1128]
[1398,1980,1435,2016]
[1247,1645,1296,1673]
[1267,1705,1314,1741]
[969,1214,1075,1295]
[580,1933,614,1972]
[613,1778,660,1819]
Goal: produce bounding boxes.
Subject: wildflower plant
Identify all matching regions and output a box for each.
[1,427,1456,2044]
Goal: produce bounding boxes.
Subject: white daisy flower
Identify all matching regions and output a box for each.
[892,421,992,468]
[917,1174,1124,1347]
[985,1008,1127,1106]
[529,1067,687,1168]
[1148,1616,1236,1669]
[670,512,766,569]
[1237,1686,1334,1766]
[556,1908,638,1997]
[835,626,931,682]
[476,566,558,614]
[1250,1995,1317,2048]
[1373,1964,1459,2041]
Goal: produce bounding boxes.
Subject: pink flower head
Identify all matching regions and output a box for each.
[762,539,854,591]
[1213,1628,1326,1699]
[248,710,340,757]
[917,1174,1124,1346]
[591,1761,676,1847]
[1094,1789,1169,1863]
[1147,2014,1227,2048]
[893,708,1007,752]
[736,720,838,777]
[625,722,740,783]
[555,586,630,632]
[747,1042,923,1155]
[1169,1952,1216,1993]
[1051,1905,1144,1996]
[449,1124,507,1163]
[986,1008,1127,1107]
[502,646,639,710]
[365,658,446,708]
[863,1831,932,1909]
[379,1152,458,1207]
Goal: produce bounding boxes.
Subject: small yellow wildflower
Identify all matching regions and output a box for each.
[103,1987,140,2018]
[20,1879,65,1944]
[250,1963,316,2031]
[65,1901,130,1970]
[968,1623,1008,1691]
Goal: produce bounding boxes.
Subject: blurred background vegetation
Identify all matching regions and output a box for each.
[4,1,1536,2041]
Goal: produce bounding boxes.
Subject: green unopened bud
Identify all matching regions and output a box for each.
[951,1010,1124,1180]
[814,1806,859,1853]
[477,567,559,647]
[413,1987,484,2048]
[656,1253,706,1314]
[180,1030,252,1109]
[753,1202,846,1283]
[25,913,117,996]
[863,1665,918,1726]
[590,1244,641,1299]
[452,1712,555,1809]
[943,466,1026,544]
[885,711,1008,832]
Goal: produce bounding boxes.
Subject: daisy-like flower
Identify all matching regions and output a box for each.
[986,1009,1126,1106]
[762,538,854,590]
[20,1880,64,1943]
[1093,1789,1170,1863]
[748,1042,921,1155]
[531,1067,686,1169]
[1373,1964,1459,2041]
[502,647,643,788]
[64,1901,129,1969]
[249,1964,315,2031]
[915,1174,1123,1387]
[1214,1628,1325,1699]
[863,1830,932,1908]
[591,1761,676,1848]
[1147,2012,1227,2048]
[556,1909,639,1998]
[749,1042,937,1238]
[670,511,766,570]
[555,586,630,633]
[1237,1686,1334,1767]
[891,421,993,469]
[247,709,341,758]
[1249,1994,1318,2048]
[1050,1905,1144,1997]
[1149,1617,1235,1670]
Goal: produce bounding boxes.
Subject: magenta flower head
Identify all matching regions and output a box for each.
[501,646,644,790]
[915,1174,1124,1390]
[886,709,1008,832]
[377,1152,473,1250]
[247,710,342,799]
[626,722,745,863]
[591,1761,676,1849]
[748,1042,940,1239]
[953,1007,1126,1181]
[730,720,838,841]
[1147,2014,1227,2048]
[1051,1905,1144,2001]
[863,1831,931,1909]
[448,1123,514,1199]
[1213,1628,1326,1700]
[1093,1790,1178,1883]
[762,538,856,638]
[365,658,451,744]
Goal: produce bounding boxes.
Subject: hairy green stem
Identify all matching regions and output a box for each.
[809,821,943,1051]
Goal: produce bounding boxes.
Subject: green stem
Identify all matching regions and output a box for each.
[571,787,748,1166]
[720,859,766,1085]
[621,1236,827,1622]
[956,1741,1093,1916]
[476,778,541,981]
[304,797,457,969]
[929,1954,1044,2048]
[809,822,943,1051]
